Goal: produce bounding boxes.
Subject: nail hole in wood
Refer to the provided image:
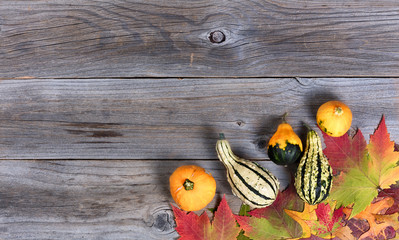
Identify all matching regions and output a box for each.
[209,31,226,44]
[236,120,245,127]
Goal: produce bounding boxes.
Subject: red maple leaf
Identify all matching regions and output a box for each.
[172,195,241,240]
[315,203,344,234]
[322,128,367,175]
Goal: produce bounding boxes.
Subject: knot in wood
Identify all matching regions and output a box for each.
[151,208,176,233]
[209,30,226,44]
[257,139,267,150]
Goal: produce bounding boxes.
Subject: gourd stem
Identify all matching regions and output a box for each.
[183,179,194,190]
[303,122,313,131]
[334,106,343,116]
[219,133,225,140]
[282,112,288,123]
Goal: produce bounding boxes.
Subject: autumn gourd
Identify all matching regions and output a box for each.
[294,127,333,205]
[169,165,216,211]
[216,133,280,208]
[317,100,352,137]
[268,114,303,165]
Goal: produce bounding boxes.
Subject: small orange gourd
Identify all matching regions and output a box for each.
[316,100,352,137]
[169,165,216,211]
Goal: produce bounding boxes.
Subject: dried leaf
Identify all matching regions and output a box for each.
[379,185,399,215]
[333,225,357,240]
[344,197,399,239]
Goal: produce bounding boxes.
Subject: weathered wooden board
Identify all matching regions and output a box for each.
[2,0,399,78]
[0,78,398,159]
[0,159,290,240]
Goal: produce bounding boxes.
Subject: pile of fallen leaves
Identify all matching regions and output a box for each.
[172,116,399,240]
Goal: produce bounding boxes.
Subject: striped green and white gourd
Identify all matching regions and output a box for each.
[294,129,333,205]
[216,133,280,208]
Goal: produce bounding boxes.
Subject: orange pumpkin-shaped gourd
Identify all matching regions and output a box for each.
[169,165,216,211]
[316,100,352,137]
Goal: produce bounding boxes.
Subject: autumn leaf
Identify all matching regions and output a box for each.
[172,195,241,240]
[235,184,303,239]
[237,204,251,240]
[322,125,368,176]
[342,197,399,239]
[315,202,344,235]
[378,184,399,215]
[323,116,399,217]
[284,201,344,239]
[333,225,358,240]
[285,203,317,239]
[173,207,208,239]
[323,129,376,217]
[368,117,399,189]
[300,235,340,240]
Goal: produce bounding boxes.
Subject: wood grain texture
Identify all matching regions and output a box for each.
[2,0,399,78]
[0,159,290,240]
[0,78,398,160]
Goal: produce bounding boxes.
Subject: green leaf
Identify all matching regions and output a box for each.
[330,170,378,218]
[237,231,252,240]
[239,204,251,217]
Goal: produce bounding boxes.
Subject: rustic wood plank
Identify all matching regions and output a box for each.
[2,1,399,78]
[0,78,398,159]
[0,159,290,240]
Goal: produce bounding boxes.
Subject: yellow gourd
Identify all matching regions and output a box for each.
[317,101,352,137]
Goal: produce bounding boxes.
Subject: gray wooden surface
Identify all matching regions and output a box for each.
[1,80,398,240]
[2,0,399,78]
[0,78,398,160]
[2,1,399,239]
[0,160,290,240]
